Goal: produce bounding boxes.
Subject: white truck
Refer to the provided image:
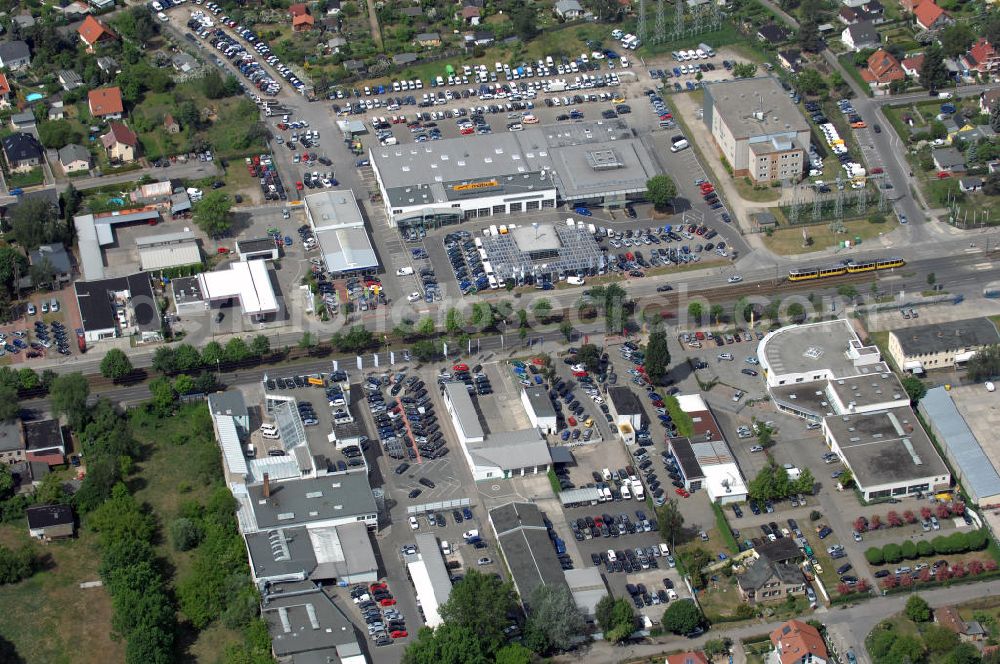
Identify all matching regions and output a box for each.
[631,481,645,501]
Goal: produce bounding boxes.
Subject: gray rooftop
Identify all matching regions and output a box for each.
[481,222,605,283]
[489,502,568,603]
[705,77,809,139]
[57,143,90,165]
[304,190,379,275]
[919,386,1000,503]
[523,387,556,420]
[245,525,318,581]
[208,390,248,419]
[30,243,71,274]
[824,407,949,488]
[237,237,278,254]
[0,420,22,453]
[415,532,454,602]
[845,20,879,43]
[608,386,643,416]
[467,428,551,471]
[443,381,485,440]
[261,581,360,658]
[246,474,377,531]
[890,318,1000,357]
[668,437,706,480]
[826,371,907,408]
[372,120,657,206]
[770,383,833,418]
[933,147,966,169]
[563,567,607,617]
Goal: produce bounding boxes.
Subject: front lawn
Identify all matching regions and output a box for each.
[7,167,44,188]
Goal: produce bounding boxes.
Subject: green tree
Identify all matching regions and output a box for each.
[0,465,12,499]
[710,303,725,325]
[445,308,463,335]
[921,44,949,91]
[523,583,586,653]
[37,120,82,149]
[411,339,442,363]
[656,499,685,548]
[0,246,28,297]
[883,542,903,564]
[249,334,270,356]
[796,69,826,96]
[336,325,374,352]
[0,544,38,584]
[532,298,553,320]
[662,599,702,635]
[148,377,176,415]
[940,23,975,58]
[438,570,518,654]
[11,198,63,251]
[905,594,932,622]
[174,344,203,371]
[169,517,203,551]
[298,332,316,349]
[402,624,489,664]
[49,372,90,430]
[838,467,854,488]
[201,341,224,366]
[193,191,233,238]
[733,62,757,78]
[644,330,671,386]
[576,344,602,373]
[865,547,884,565]
[647,174,677,211]
[510,5,538,41]
[494,643,533,664]
[945,643,982,664]
[559,319,574,342]
[595,594,617,634]
[749,462,792,501]
[688,301,704,322]
[417,316,436,337]
[101,348,132,380]
[151,347,176,374]
[0,384,17,422]
[794,467,815,495]
[837,284,858,299]
[224,337,251,362]
[902,375,927,404]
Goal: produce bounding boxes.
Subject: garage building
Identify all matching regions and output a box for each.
[489,502,568,606]
[136,229,201,271]
[521,387,556,434]
[303,190,379,277]
[236,237,280,262]
[409,533,454,627]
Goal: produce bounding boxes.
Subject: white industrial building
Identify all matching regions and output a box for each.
[760,319,908,422]
[821,407,950,501]
[369,121,658,232]
[442,381,551,481]
[198,260,280,322]
[303,190,379,276]
[521,387,557,434]
[667,393,749,504]
[409,533,454,627]
[235,237,280,262]
[137,229,201,271]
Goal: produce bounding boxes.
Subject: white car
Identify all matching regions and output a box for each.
[750,445,764,452]
[477,557,492,566]
[727,275,743,283]
[409,516,419,530]
[406,292,421,303]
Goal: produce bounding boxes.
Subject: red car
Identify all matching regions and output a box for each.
[567,416,577,426]
[379,598,397,607]
[453,363,469,372]
[390,630,409,639]
[937,171,951,179]
[370,582,387,592]
[295,181,304,190]
[871,167,884,174]
[572,370,587,377]
[675,488,690,498]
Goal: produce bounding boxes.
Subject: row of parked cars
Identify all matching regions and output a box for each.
[351,582,407,646]
[228,21,307,94]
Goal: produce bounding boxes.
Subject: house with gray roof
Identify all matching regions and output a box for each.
[0,40,30,69]
[555,0,585,19]
[58,143,91,174]
[932,147,966,172]
[58,69,83,91]
[415,32,441,46]
[737,542,806,603]
[30,243,73,286]
[841,20,880,51]
[393,52,418,66]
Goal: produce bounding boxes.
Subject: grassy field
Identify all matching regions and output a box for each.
[734,177,782,202]
[0,526,124,664]
[129,404,244,660]
[7,168,44,188]
[762,217,896,255]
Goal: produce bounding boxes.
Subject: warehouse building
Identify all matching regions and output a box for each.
[521,387,557,434]
[74,208,161,280]
[703,77,810,183]
[489,502,568,606]
[245,521,379,588]
[260,580,366,664]
[409,533,454,627]
[888,318,1000,374]
[667,393,748,503]
[303,190,379,277]
[442,381,551,481]
[136,229,201,272]
[919,385,1000,506]
[75,272,159,343]
[370,121,658,232]
[821,407,950,501]
[234,472,379,534]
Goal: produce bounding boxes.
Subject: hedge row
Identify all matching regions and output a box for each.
[864,529,989,565]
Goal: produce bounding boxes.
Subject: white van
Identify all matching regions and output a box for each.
[395,266,414,276]
[157,11,169,21]
[658,543,670,557]
[611,29,624,40]
[441,540,451,555]
[566,275,585,285]
[670,139,689,152]
[260,423,277,434]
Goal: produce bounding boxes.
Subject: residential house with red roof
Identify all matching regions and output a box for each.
[913,0,951,31]
[0,72,10,109]
[101,122,139,163]
[861,48,905,89]
[770,620,829,664]
[666,653,710,664]
[78,15,117,50]
[289,3,314,31]
[88,86,124,120]
[961,39,999,78]
[902,53,925,79]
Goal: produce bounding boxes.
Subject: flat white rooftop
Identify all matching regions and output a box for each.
[198,260,278,315]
